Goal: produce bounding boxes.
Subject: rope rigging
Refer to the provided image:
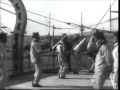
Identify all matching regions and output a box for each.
[0,1,79,27]
[0,6,80,30]
[0,24,13,40]
[89,0,117,36]
[0,7,57,29]
[0,1,117,31]
[1,6,114,32]
[0,24,13,32]
[0,6,85,30]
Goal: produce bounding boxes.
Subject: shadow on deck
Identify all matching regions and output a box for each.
[5,70,113,89]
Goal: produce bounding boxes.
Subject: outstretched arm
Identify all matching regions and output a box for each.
[33,42,44,54]
[33,43,52,54]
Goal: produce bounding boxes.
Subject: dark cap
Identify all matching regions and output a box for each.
[93,31,105,40]
[62,36,68,42]
[114,31,118,38]
[0,32,7,43]
[32,32,40,38]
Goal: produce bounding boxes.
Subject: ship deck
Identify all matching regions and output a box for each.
[5,70,113,89]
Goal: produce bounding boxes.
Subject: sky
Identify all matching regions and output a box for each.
[0,0,118,36]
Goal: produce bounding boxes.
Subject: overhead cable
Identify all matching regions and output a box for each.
[0,7,60,29]
[0,7,84,30]
[1,1,118,32]
[0,23,13,32]
[1,1,114,28]
[89,0,117,35]
[1,7,113,31]
[0,1,78,26]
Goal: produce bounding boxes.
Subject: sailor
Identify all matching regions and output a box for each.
[66,41,72,72]
[56,36,70,79]
[63,34,72,72]
[87,36,97,73]
[91,31,113,89]
[72,34,83,74]
[30,32,51,87]
[0,33,8,89]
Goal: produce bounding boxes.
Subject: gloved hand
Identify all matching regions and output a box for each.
[48,47,52,52]
[71,49,74,54]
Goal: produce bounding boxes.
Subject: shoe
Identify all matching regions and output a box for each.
[58,76,60,79]
[88,70,94,73]
[59,75,65,79]
[73,72,78,74]
[58,74,60,78]
[60,77,65,79]
[32,82,42,87]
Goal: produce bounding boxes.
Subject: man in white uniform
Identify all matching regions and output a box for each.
[91,31,113,89]
[30,32,51,87]
[56,37,70,79]
[110,32,118,89]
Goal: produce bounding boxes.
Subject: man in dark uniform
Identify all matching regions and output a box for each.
[65,39,72,72]
[61,34,72,72]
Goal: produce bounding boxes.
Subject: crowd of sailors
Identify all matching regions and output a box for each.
[0,31,118,89]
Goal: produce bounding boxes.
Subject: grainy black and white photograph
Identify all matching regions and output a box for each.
[0,0,118,89]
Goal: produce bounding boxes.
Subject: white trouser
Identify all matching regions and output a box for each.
[110,69,118,89]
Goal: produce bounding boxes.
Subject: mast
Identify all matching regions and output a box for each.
[80,13,84,36]
[109,3,112,38]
